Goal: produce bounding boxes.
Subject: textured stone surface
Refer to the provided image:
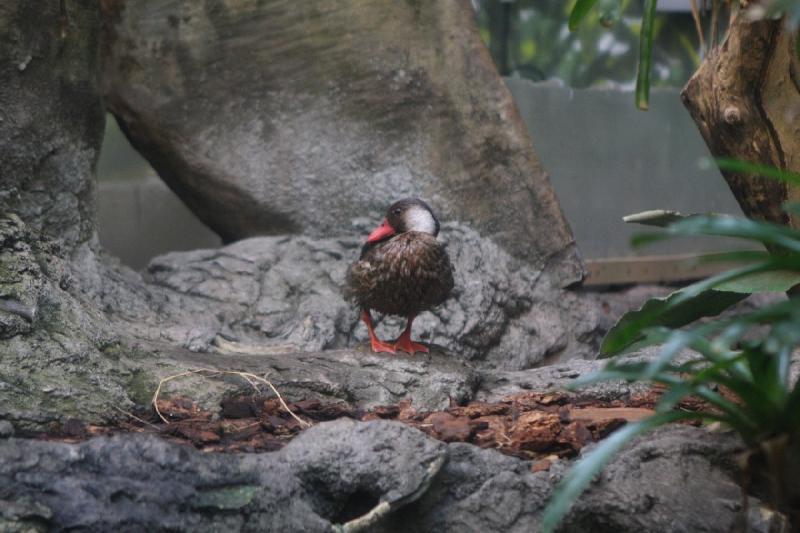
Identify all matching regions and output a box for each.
[141,223,602,369]
[378,425,786,532]
[476,346,675,402]
[0,215,43,339]
[0,213,665,428]
[0,217,142,428]
[0,216,785,530]
[562,426,766,532]
[0,1,104,252]
[162,346,480,412]
[0,0,602,431]
[0,420,445,532]
[0,214,475,423]
[0,421,786,532]
[101,0,583,284]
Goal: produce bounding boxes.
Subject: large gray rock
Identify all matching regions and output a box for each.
[0,420,786,532]
[101,0,583,284]
[563,426,774,532]
[0,214,479,424]
[476,345,698,402]
[141,223,602,369]
[0,420,446,532]
[0,215,43,339]
[0,216,142,428]
[379,425,785,532]
[0,0,598,433]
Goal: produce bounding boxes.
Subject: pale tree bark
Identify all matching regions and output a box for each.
[682,9,800,227]
[682,9,800,518]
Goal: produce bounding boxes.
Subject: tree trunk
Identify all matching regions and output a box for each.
[0,1,105,254]
[681,10,800,227]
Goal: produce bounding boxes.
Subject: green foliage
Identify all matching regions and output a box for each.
[600,288,747,357]
[474,0,699,89]
[568,0,600,31]
[602,212,800,356]
[564,0,800,108]
[542,163,800,531]
[600,208,800,357]
[568,0,660,108]
[543,297,800,531]
[635,0,657,110]
[716,269,800,293]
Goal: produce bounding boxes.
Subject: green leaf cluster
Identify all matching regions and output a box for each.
[542,164,800,531]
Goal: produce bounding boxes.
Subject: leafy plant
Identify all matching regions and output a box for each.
[543,308,800,530]
[541,166,800,531]
[601,210,800,357]
[568,0,800,109]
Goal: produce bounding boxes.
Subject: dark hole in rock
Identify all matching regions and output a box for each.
[332,489,380,524]
[109,490,132,504]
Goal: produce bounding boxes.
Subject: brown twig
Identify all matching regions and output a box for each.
[151,368,311,428]
[111,405,161,430]
[710,0,720,50]
[690,0,708,58]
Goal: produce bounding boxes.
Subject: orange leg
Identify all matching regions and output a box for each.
[394,315,429,354]
[361,310,396,354]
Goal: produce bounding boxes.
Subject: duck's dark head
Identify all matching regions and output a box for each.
[366,198,440,243]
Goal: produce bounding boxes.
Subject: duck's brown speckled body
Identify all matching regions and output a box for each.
[347,231,453,316]
[345,198,454,354]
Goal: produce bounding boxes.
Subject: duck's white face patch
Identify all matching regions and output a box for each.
[405,206,437,234]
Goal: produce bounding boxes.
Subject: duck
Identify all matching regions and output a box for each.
[345,198,454,354]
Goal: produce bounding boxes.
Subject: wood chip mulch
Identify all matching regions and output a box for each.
[32,388,707,471]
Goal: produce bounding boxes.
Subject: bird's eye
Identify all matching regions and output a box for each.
[392,208,402,216]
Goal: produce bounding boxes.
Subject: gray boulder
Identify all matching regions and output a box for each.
[0,420,445,532]
[101,0,583,284]
[0,420,786,532]
[142,223,603,369]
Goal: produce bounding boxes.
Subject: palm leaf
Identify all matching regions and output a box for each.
[600,289,746,356]
[569,0,600,30]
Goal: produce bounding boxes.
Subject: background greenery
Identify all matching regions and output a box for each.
[473,0,702,88]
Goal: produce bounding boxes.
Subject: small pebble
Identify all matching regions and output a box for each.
[0,420,15,438]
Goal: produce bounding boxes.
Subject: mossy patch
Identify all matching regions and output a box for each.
[192,485,258,511]
[125,370,156,407]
